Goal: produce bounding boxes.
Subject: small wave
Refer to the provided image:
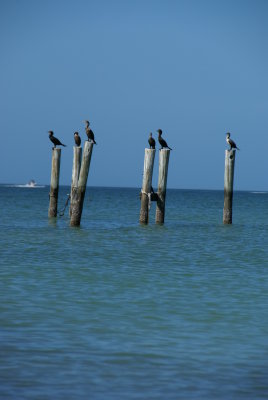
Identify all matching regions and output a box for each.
[250,191,267,194]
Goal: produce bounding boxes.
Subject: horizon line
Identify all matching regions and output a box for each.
[0,183,267,193]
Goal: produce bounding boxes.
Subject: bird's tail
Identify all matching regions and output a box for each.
[168,146,172,150]
[62,144,67,147]
[94,140,97,145]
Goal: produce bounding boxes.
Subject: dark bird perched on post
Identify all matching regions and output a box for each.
[148,132,155,149]
[157,129,172,150]
[226,132,239,151]
[83,120,97,144]
[74,132,81,147]
[48,131,66,149]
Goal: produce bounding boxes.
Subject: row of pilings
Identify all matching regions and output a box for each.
[139,148,170,224]
[139,148,236,225]
[48,145,236,226]
[48,141,93,226]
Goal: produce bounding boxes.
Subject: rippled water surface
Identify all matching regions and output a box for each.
[1,186,268,399]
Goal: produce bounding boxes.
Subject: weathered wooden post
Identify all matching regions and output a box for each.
[155,149,170,224]
[223,149,236,224]
[70,141,93,227]
[48,148,61,218]
[69,146,82,217]
[139,148,156,224]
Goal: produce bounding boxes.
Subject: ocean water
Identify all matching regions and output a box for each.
[0,185,268,399]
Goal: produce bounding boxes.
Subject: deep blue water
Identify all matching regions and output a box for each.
[0,185,268,399]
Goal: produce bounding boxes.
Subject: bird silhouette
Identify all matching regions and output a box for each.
[226,132,239,150]
[74,132,81,147]
[157,129,172,150]
[148,133,155,149]
[83,120,97,144]
[48,131,66,149]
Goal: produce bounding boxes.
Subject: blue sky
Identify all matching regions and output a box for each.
[0,0,267,189]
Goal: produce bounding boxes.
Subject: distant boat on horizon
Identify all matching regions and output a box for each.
[26,179,37,188]
[5,180,46,188]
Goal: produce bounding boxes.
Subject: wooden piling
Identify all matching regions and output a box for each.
[223,149,236,224]
[70,146,82,217]
[139,148,156,224]
[155,149,170,224]
[70,141,93,226]
[48,148,61,218]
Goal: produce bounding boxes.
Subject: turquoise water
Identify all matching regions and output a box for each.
[1,185,268,399]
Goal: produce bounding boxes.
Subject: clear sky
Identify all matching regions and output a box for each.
[0,0,267,189]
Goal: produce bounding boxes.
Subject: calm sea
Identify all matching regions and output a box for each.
[0,185,268,399]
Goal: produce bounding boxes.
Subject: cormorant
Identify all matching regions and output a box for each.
[48,131,66,149]
[83,120,97,144]
[148,133,155,149]
[226,132,239,151]
[74,132,81,147]
[157,129,172,150]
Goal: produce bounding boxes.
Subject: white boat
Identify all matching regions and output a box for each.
[24,180,45,188]
[6,180,45,188]
[25,180,37,188]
